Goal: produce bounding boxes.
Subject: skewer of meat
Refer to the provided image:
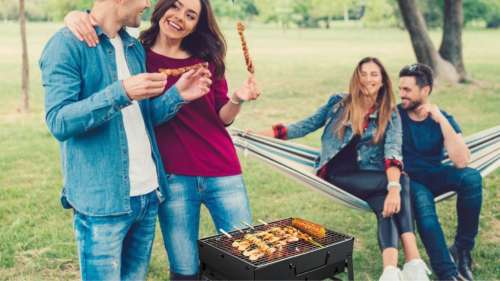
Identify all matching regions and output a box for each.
[236,22,255,74]
[284,226,323,248]
[158,62,208,77]
[231,225,323,261]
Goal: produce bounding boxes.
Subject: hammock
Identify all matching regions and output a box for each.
[230,126,500,212]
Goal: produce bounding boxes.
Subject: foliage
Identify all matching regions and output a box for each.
[0,0,498,29]
[362,0,399,27]
[464,0,500,28]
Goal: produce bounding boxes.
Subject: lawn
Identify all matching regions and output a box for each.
[0,21,499,280]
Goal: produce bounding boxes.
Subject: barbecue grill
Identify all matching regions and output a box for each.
[199,218,354,280]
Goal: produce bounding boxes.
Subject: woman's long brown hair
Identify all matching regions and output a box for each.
[139,0,226,78]
[336,57,396,144]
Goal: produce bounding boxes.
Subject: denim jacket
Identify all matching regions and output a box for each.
[40,27,186,216]
[286,94,403,172]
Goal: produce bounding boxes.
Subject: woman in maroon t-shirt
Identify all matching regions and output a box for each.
[64,0,260,279]
[139,1,260,279]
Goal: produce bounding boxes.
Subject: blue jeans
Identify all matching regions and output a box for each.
[73,190,160,281]
[409,166,482,279]
[158,174,252,276]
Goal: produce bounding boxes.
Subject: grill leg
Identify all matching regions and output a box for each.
[346,255,354,281]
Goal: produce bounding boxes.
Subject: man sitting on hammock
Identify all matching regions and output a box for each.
[397,63,482,281]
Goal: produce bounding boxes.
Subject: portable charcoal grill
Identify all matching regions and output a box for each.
[198,218,354,281]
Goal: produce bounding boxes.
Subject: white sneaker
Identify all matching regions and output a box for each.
[379,265,405,281]
[402,259,431,281]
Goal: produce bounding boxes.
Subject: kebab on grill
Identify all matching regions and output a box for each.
[231,226,322,261]
[158,62,208,77]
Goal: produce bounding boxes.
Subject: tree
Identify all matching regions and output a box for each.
[213,0,259,20]
[19,0,29,112]
[254,0,296,29]
[397,0,465,83]
[463,0,500,28]
[309,0,345,28]
[439,0,467,80]
[0,0,18,21]
[363,0,398,27]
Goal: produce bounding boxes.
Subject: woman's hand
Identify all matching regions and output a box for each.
[232,74,261,103]
[64,11,99,47]
[176,67,212,102]
[382,189,401,217]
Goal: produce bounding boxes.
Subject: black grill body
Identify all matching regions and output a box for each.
[198,218,354,280]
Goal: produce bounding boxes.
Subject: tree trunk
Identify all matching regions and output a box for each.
[439,0,468,82]
[397,0,459,84]
[326,15,331,29]
[344,4,349,22]
[19,0,29,113]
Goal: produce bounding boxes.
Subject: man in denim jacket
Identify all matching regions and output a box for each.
[398,63,482,281]
[39,0,212,280]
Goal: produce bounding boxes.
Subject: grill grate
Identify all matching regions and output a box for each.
[201,218,352,267]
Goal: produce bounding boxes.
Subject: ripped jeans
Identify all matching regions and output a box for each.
[73,190,160,281]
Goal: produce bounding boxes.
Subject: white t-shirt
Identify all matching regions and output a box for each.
[109,35,158,197]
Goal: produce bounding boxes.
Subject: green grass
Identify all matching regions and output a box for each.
[0,21,499,280]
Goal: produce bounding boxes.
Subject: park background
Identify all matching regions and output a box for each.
[1,0,499,280]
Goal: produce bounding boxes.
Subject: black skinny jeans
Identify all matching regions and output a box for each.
[328,171,415,250]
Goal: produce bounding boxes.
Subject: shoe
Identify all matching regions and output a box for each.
[449,244,474,281]
[402,259,431,281]
[379,265,404,281]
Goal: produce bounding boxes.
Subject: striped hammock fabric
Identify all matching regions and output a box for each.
[230,126,500,212]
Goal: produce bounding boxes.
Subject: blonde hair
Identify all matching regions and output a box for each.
[336,57,396,144]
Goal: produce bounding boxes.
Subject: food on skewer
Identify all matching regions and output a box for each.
[236,22,254,74]
[243,247,260,257]
[283,226,323,247]
[158,62,208,77]
[249,252,265,261]
[230,225,323,261]
[292,218,327,238]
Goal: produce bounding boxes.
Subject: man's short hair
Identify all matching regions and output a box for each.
[399,63,434,94]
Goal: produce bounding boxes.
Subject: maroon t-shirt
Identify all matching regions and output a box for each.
[147,49,241,176]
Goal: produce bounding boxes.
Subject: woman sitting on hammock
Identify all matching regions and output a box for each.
[258,57,430,281]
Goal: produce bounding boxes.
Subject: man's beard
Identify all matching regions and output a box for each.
[402,98,422,111]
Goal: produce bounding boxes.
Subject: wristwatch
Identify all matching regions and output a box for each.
[387,181,401,192]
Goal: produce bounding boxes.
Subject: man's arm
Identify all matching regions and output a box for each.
[41,30,172,142]
[426,105,470,168]
[40,31,131,142]
[149,86,186,126]
[439,118,470,168]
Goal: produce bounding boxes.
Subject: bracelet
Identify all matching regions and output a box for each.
[387,181,401,192]
[229,94,243,105]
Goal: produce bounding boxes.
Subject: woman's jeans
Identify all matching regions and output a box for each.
[158,174,252,276]
[409,166,482,279]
